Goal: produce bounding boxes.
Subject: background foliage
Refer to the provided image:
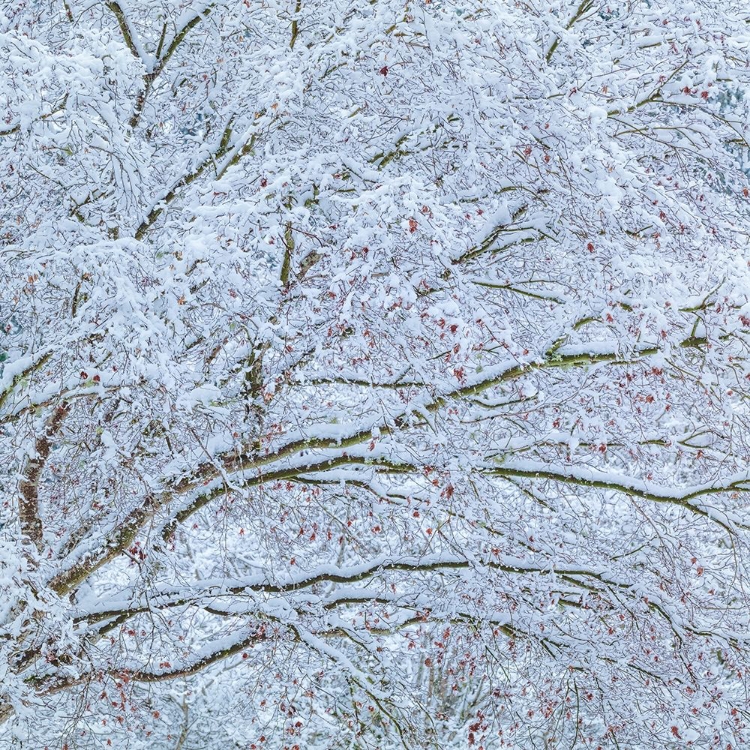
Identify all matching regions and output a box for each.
[2,0,750,746]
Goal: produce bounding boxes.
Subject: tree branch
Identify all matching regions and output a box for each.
[18,402,69,552]
[106,1,141,59]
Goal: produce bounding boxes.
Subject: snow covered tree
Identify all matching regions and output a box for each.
[2,0,750,746]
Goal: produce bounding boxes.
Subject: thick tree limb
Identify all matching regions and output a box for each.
[18,401,69,552]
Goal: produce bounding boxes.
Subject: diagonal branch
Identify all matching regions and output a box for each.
[545,0,596,62]
[0,351,54,414]
[105,1,142,59]
[18,402,69,552]
[107,1,214,128]
[154,4,214,77]
[134,119,234,239]
[128,624,267,682]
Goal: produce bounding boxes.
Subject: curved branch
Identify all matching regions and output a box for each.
[490,460,748,531]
